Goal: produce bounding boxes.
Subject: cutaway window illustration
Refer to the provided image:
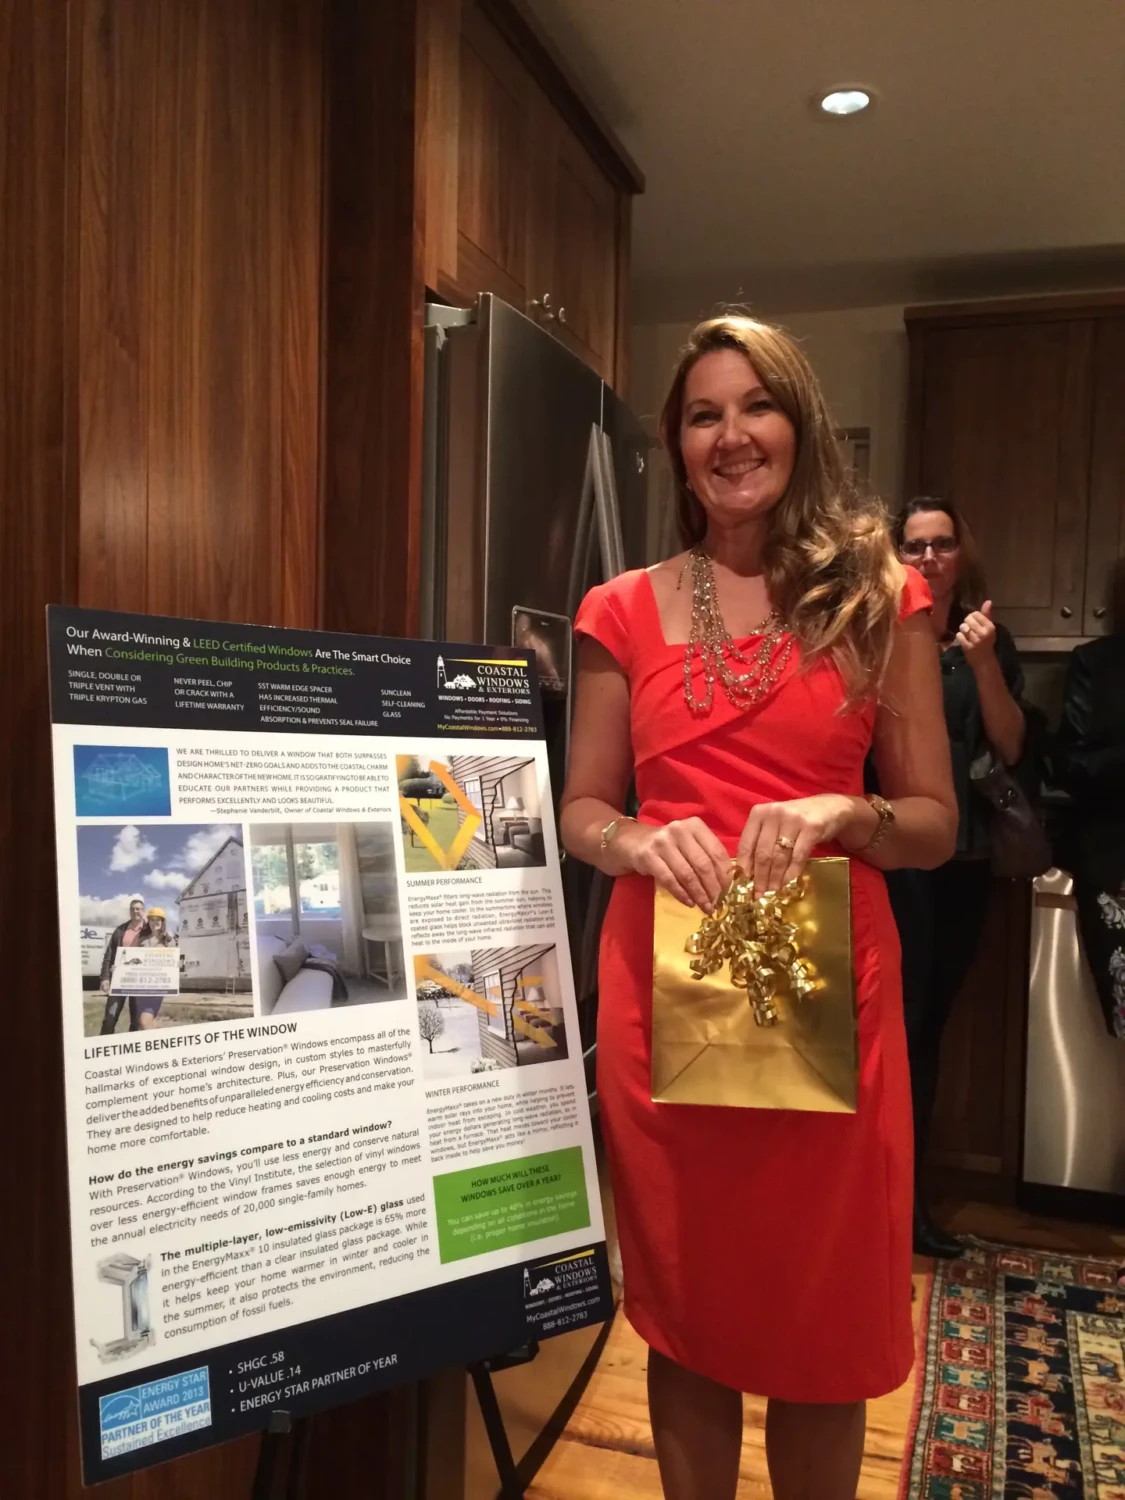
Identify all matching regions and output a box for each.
[91,1253,154,1363]
[413,944,568,1080]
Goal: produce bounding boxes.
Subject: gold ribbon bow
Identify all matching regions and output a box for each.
[684,864,816,1028]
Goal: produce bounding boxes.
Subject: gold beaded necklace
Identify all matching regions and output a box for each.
[680,545,794,715]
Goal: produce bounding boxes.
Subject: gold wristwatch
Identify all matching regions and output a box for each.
[600,815,636,851]
[863,794,895,850]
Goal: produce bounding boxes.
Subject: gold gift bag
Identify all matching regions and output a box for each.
[651,857,858,1112]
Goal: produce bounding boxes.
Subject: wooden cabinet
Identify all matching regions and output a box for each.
[530,100,621,375]
[926,881,1030,1203]
[452,1,533,308]
[905,292,1125,1205]
[325,0,642,643]
[424,0,641,386]
[907,321,1092,637]
[906,292,1125,1204]
[906,293,1125,644]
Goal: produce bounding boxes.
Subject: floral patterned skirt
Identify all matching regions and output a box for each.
[1074,878,1125,1040]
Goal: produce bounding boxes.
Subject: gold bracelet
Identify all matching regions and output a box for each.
[862,794,895,851]
[600,815,636,851]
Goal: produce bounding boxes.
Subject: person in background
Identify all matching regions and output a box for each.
[562,316,957,1500]
[888,496,1029,1259]
[1054,564,1125,1038]
[129,908,176,1032]
[98,896,147,1034]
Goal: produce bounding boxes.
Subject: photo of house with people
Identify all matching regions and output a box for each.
[397,754,546,874]
[248,821,406,1015]
[413,943,568,1080]
[77,823,253,1035]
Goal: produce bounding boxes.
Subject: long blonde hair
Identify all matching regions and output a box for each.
[659,315,905,701]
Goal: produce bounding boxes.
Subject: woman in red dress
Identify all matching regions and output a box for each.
[560,316,958,1500]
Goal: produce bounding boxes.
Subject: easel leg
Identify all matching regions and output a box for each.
[252,1408,299,1500]
[286,1415,312,1500]
[468,1365,524,1500]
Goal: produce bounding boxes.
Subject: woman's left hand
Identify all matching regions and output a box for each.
[957,600,998,665]
[736,793,858,895]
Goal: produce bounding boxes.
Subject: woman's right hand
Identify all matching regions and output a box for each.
[616,817,730,911]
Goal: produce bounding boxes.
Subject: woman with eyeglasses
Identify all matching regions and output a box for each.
[887,496,1027,1258]
[129,908,176,1031]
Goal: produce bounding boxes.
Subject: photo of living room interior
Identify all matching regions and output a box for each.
[462,754,544,868]
[248,821,406,1013]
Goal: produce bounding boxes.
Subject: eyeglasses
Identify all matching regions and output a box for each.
[899,537,958,559]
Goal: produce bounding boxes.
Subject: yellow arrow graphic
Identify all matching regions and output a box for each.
[413,956,556,1048]
[398,759,482,871]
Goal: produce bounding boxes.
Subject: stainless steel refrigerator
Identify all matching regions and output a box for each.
[1023,868,1125,1203]
[418,294,650,1500]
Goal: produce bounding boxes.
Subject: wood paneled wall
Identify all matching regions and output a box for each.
[1,1,421,1494]
[1,1,81,1495]
[321,0,426,639]
[75,0,324,625]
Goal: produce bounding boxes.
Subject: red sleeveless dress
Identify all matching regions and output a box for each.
[575,566,931,1402]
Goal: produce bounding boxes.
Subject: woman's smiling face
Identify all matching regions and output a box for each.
[678,349,796,532]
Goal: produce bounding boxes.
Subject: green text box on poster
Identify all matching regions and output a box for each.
[432,1147,590,1263]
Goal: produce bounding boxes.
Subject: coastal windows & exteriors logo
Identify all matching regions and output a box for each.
[436,656,477,691]
[436,654,529,695]
[522,1249,599,1302]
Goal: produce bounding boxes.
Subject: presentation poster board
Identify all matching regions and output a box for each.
[48,606,611,1484]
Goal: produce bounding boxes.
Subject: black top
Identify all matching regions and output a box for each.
[940,610,1028,859]
[1053,634,1125,886]
[865,608,1030,861]
[99,921,134,984]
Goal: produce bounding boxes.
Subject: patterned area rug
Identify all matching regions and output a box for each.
[902,1238,1125,1499]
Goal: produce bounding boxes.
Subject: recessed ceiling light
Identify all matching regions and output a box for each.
[817,88,873,118]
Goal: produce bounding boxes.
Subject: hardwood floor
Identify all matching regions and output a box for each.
[937,1197,1125,1256]
[527,1203,1125,1499]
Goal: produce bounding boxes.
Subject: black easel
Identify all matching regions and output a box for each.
[466,1343,540,1500]
[251,1408,310,1500]
[247,1344,539,1500]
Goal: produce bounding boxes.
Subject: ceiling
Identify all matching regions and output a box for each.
[525,0,1125,317]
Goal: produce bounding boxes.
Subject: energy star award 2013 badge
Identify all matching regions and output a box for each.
[99,1368,212,1460]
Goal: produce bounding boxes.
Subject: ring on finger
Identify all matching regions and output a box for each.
[774,834,795,851]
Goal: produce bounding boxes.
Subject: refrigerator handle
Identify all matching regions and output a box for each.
[592,428,626,579]
[418,324,444,640]
[569,425,628,1107]
[564,425,600,622]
